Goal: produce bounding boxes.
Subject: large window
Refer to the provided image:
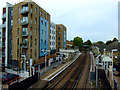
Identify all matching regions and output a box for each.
[35,39,37,45]
[35,49,37,57]
[58,31,60,35]
[35,8,37,14]
[58,26,61,30]
[18,17,20,24]
[58,42,60,45]
[41,20,43,25]
[17,38,19,45]
[45,40,46,45]
[58,37,60,40]
[35,18,37,24]
[35,28,37,35]
[18,7,20,13]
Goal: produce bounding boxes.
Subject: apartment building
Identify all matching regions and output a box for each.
[0,25,2,65]
[56,24,67,52]
[1,2,13,69]
[50,22,56,55]
[12,0,50,69]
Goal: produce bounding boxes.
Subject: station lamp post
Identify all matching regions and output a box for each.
[41,49,50,73]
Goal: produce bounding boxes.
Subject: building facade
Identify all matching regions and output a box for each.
[1,2,13,68]
[56,24,67,52]
[50,22,56,55]
[0,25,2,65]
[12,0,50,69]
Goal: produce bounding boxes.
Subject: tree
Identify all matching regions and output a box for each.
[97,41,104,44]
[113,38,118,42]
[84,40,92,45]
[106,40,112,45]
[73,36,83,51]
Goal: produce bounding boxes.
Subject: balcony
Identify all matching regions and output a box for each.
[2,42,5,47]
[21,40,29,49]
[21,18,29,26]
[21,7,29,14]
[2,52,5,57]
[2,33,5,37]
[2,23,6,28]
[21,31,28,37]
[2,13,6,19]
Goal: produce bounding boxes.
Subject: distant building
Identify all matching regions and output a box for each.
[12,0,50,69]
[50,22,56,55]
[56,24,67,52]
[1,2,13,68]
[66,41,73,49]
[0,25,2,64]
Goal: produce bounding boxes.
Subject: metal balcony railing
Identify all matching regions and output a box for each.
[21,7,29,14]
[2,13,6,19]
[2,23,6,28]
[21,31,28,37]
[21,19,29,25]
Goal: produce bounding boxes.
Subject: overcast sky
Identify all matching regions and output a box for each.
[0,0,119,43]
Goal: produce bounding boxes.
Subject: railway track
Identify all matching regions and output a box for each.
[44,51,90,89]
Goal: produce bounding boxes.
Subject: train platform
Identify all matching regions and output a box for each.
[29,53,81,89]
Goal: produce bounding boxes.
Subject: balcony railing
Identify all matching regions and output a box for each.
[21,7,29,14]
[2,13,6,19]
[2,23,6,28]
[2,33,5,37]
[2,52,5,57]
[21,19,29,26]
[21,31,28,37]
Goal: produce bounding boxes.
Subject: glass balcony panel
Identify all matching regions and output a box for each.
[21,7,29,14]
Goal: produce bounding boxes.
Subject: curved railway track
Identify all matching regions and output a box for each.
[44,51,90,89]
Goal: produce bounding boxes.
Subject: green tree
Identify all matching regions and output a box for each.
[97,41,104,44]
[106,40,112,45]
[73,36,83,51]
[113,38,118,42]
[84,40,92,45]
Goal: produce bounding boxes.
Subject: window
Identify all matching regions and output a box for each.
[45,40,46,45]
[31,20,32,24]
[35,28,37,35]
[58,37,60,40]
[58,31,60,35]
[41,20,43,25]
[35,8,37,14]
[41,39,43,43]
[45,22,46,26]
[17,28,19,35]
[58,26,60,30]
[40,11,42,15]
[45,31,46,37]
[18,17,20,24]
[11,10,13,16]
[41,30,43,34]
[18,7,20,13]
[35,49,37,57]
[50,29,51,33]
[11,20,13,25]
[35,39,37,45]
[17,38,19,45]
[35,18,37,24]
[58,42,60,45]
[17,49,19,57]
[44,13,46,19]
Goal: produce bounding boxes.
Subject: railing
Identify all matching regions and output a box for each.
[21,31,28,36]
[2,33,5,37]
[2,23,6,28]
[21,19,29,25]
[21,7,29,14]
[2,13,6,19]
